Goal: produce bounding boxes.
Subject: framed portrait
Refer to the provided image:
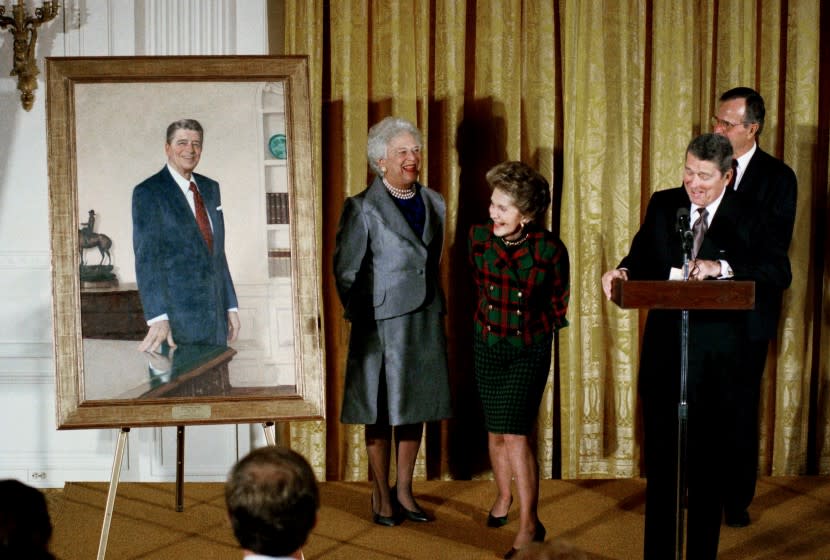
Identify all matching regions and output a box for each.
[46,56,324,428]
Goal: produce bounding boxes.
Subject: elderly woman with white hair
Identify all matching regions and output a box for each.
[333,116,452,526]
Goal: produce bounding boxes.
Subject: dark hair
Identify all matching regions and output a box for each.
[225,446,319,557]
[485,161,552,223]
[0,480,55,560]
[686,133,734,176]
[166,119,204,144]
[719,87,766,136]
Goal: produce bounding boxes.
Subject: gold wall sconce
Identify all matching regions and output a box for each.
[0,1,60,111]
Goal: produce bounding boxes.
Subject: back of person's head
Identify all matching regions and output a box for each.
[225,446,319,557]
[514,540,589,560]
[0,479,55,560]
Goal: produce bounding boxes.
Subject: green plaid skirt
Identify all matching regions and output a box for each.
[473,335,553,435]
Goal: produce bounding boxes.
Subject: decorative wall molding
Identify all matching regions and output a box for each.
[138,0,235,55]
[0,343,53,360]
[0,252,51,269]
[0,374,54,385]
[59,0,136,56]
[0,436,127,488]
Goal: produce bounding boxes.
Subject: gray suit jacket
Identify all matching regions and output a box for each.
[333,177,451,425]
[334,177,445,321]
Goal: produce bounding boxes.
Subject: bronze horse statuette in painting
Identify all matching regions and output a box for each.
[79,209,117,287]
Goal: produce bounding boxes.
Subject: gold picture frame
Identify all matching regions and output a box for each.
[46,56,324,429]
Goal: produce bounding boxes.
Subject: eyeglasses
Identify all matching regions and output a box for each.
[390,146,422,157]
[711,116,750,131]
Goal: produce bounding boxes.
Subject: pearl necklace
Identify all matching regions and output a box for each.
[502,234,528,247]
[383,179,416,200]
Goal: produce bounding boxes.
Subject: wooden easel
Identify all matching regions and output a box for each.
[96,421,279,560]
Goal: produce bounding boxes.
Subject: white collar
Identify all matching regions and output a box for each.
[167,163,196,193]
[733,142,756,190]
[691,184,728,223]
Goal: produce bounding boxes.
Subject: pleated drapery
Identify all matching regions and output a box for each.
[281,0,829,482]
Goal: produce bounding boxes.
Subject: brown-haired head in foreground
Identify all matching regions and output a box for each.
[226,446,319,557]
[0,479,55,560]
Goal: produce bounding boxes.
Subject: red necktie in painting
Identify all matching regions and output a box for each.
[189,181,213,252]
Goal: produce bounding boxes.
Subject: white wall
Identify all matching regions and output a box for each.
[0,0,271,487]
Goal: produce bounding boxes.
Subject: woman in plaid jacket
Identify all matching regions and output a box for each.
[468,161,570,559]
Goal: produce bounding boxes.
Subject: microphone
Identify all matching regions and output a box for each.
[676,208,694,251]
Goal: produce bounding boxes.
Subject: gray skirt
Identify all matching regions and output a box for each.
[340,299,452,426]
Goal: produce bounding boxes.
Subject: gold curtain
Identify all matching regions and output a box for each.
[282,0,829,481]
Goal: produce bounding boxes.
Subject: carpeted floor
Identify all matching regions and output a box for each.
[47,477,830,559]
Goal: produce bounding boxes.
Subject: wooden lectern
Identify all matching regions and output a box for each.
[611,278,754,310]
[611,278,754,560]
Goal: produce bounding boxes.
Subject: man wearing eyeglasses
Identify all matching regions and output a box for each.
[711,87,797,528]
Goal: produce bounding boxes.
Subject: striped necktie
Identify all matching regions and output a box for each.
[692,207,708,258]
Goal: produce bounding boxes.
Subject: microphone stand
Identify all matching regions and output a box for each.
[675,235,693,560]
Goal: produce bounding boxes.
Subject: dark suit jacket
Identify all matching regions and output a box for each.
[132,166,238,346]
[734,147,797,340]
[619,184,792,559]
[618,186,791,390]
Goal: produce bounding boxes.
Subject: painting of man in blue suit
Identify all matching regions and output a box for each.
[132,118,240,353]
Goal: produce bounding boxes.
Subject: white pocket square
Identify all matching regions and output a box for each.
[216,206,223,211]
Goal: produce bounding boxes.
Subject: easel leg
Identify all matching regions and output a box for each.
[263,421,276,446]
[176,425,185,512]
[97,427,130,560]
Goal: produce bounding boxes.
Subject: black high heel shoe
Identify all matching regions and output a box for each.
[533,520,547,542]
[392,486,432,522]
[401,506,431,522]
[487,496,513,528]
[488,511,509,528]
[371,495,401,527]
[503,519,547,558]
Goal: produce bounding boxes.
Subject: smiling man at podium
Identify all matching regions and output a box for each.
[601,133,792,560]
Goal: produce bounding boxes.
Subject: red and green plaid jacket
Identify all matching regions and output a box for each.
[469,222,569,346]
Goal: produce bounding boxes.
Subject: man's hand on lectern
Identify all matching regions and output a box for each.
[602,268,629,300]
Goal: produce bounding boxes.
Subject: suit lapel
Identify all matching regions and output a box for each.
[735,148,766,194]
[196,175,221,255]
[204,203,219,256]
[161,167,195,224]
[421,189,436,247]
[697,188,741,259]
[161,167,213,255]
[665,187,691,265]
[365,177,424,247]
